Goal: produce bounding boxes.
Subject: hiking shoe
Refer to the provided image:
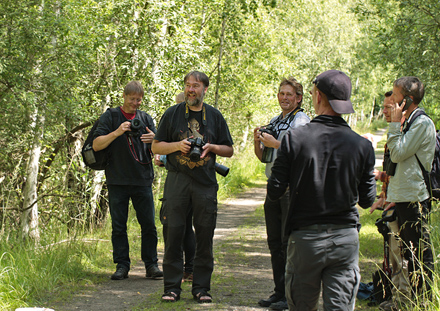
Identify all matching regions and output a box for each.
[146,265,163,279]
[258,294,283,307]
[111,267,128,280]
[379,299,401,311]
[270,298,288,310]
[182,271,193,282]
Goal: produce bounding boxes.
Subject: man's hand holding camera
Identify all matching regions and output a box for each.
[116,121,132,136]
[179,137,193,154]
[253,126,280,149]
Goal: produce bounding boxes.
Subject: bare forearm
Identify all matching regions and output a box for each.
[209,144,234,158]
[151,140,181,155]
[93,132,119,151]
[254,140,263,161]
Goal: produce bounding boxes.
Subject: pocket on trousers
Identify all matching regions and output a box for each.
[159,198,167,226]
[194,195,217,227]
[331,231,359,262]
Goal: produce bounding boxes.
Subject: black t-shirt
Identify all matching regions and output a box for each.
[94,107,156,186]
[155,102,233,185]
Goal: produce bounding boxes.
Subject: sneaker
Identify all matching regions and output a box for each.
[379,299,401,311]
[146,265,163,279]
[111,267,128,280]
[182,271,193,282]
[270,298,288,310]
[258,294,283,307]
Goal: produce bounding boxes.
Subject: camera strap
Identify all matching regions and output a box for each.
[271,107,303,134]
[185,103,207,126]
[125,135,153,165]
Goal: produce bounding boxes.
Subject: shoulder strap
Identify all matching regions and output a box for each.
[107,107,120,132]
[415,154,432,197]
[402,109,428,134]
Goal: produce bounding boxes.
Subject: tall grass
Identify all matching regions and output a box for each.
[0,232,111,310]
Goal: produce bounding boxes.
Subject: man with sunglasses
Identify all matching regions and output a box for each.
[268,70,376,310]
[254,77,309,310]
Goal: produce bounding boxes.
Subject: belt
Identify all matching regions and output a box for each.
[298,224,356,233]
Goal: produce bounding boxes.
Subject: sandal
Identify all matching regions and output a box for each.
[161,291,180,302]
[194,291,212,304]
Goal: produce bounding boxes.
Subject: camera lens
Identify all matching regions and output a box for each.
[131,118,142,131]
[189,146,202,162]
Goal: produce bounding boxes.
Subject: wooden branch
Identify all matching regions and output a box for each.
[22,191,72,212]
[38,120,94,187]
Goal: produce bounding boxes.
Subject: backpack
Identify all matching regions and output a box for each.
[402,109,440,199]
[81,108,119,170]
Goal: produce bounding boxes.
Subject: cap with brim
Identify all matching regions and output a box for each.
[314,70,354,114]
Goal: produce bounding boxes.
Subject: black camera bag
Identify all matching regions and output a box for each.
[81,108,119,170]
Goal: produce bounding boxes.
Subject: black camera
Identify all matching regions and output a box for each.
[259,123,278,139]
[127,117,143,137]
[188,137,205,162]
[187,137,230,177]
[259,124,277,163]
[383,149,397,176]
[375,208,396,239]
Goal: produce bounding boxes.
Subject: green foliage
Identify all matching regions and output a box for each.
[353,0,440,126]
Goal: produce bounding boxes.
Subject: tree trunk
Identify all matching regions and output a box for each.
[89,170,105,227]
[21,110,44,241]
[214,11,227,109]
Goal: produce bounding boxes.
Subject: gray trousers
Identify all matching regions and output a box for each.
[285,226,360,311]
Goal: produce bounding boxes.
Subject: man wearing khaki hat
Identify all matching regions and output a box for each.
[267,70,376,310]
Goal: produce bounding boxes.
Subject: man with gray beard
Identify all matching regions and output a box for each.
[152,71,234,303]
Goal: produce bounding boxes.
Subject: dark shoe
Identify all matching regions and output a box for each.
[146,265,163,279]
[379,299,404,311]
[270,298,288,310]
[258,294,283,307]
[111,267,128,280]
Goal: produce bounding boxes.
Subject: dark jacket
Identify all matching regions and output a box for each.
[267,115,376,234]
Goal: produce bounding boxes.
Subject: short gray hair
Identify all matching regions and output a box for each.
[394,76,424,105]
